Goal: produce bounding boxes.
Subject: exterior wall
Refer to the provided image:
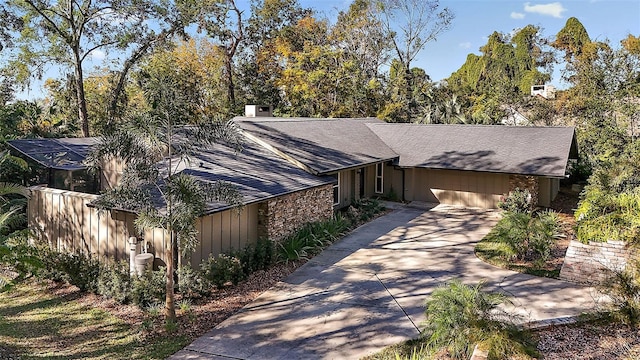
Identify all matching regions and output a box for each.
[509,174,540,206]
[29,186,261,268]
[560,240,630,285]
[360,163,402,201]
[100,157,124,191]
[335,170,355,209]
[29,186,136,261]
[183,204,259,267]
[258,185,334,242]
[406,168,510,208]
[538,177,561,207]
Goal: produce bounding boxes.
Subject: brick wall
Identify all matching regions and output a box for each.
[560,240,630,285]
[257,184,334,242]
[509,175,539,206]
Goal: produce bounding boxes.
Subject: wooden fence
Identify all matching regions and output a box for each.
[28,186,259,267]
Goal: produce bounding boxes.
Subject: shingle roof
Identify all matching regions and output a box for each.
[7,137,99,170]
[171,141,334,214]
[234,117,398,175]
[368,124,578,178]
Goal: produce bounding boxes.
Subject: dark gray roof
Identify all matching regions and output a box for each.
[7,137,99,170]
[368,124,578,178]
[163,140,335,214]
[234,117,398,174]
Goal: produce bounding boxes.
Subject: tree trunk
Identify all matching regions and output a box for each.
[165,230,176,321]
[225,56,236,109]
[74,50,90,137]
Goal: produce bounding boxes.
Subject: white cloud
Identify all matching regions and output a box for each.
[89,49,106,61]
[459,42,472,49]
[524,2,567,18]
[511,12,526,19]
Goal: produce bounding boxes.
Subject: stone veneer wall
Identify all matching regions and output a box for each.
[257,184,334,242]
[509,175,539,206]
[560,240,630,285]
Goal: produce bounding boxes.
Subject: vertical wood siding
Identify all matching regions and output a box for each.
[29,186,260,268]
[408,169,510,208]
[186,204,259,267]
[29,186,136,261]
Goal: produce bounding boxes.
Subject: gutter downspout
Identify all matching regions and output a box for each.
[401,168,406,202]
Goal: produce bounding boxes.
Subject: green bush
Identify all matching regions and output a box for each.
[177,265,210,298]
[131,268,166,307]
[491,210,561,264]
[605,259,640,326]
[237,237,275,276]
[97,260,132,304]
[498,188,532,214]
[575,142,640,244]
[201,253,244,288]
[346,198,386,224]
[34,247,100,292]
[421,279,537,360]
[276,215,350,263]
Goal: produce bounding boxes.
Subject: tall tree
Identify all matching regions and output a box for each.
[4,0,193,136]
[89,76,243,322]
[374,0,454,121]
[239,0,311,108]
[197,0,246,114]
[447,26,552,123]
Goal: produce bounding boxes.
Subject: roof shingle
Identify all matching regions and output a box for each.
[368,123,578,178]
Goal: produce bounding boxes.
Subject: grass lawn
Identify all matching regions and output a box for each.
[0,281,187,360]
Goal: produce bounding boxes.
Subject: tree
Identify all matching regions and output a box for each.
[89,76,243,322]
[447,26,552,123]
[197,0,246,114]
[374,0,454,121]
[4,0,194,136]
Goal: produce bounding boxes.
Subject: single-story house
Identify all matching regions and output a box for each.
[9,110,578,266]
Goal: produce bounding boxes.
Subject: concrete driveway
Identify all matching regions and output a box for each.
[170,204,600,360]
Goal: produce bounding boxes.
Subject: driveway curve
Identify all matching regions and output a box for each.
[171,204,600,360]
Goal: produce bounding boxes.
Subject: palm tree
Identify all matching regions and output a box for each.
[89,76,243,322]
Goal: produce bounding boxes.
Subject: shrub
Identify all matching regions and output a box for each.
[605,258,640,326]
[58,252,100,292]
[498,188,532,214]
[346,198,386,224]
[177,265,210,298]
[97,260,132,303]
[491,210,561,263]
[237,238,275,276]
[277,235,315,263]
[201,253,243,288]
[421,279,537,360]
[131,268,166,307]
[34,247,100,292]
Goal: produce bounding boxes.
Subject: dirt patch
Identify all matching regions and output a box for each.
[536,322,640,359]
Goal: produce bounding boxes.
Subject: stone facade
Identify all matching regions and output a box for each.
[257,184,334,242]
[560,240,630,285]
[509,174,539,206]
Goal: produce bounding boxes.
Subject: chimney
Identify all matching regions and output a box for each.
[245,105,273,117]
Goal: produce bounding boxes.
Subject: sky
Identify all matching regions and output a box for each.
[12,0,640,100]
[307,0,640,86]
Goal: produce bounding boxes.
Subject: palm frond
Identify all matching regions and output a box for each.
[0,183,30,199]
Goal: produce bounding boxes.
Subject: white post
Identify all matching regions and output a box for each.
[128,237,138,275]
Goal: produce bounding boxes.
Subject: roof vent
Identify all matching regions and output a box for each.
[245,105,273,117]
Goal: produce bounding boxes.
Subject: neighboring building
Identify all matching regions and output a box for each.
[9,114,578,266]
[531,84,556,99]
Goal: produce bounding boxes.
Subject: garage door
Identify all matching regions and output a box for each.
[415,169,510,208]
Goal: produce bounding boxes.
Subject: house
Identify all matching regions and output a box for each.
[9,112,578,267]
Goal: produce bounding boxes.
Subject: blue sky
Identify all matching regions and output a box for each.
[12,0,640,100]
[307,0,640,85]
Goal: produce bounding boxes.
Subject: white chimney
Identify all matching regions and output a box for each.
[245,105,273,117]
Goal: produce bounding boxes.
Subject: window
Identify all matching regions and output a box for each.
[332,173,340,206]
[375,163,384,194]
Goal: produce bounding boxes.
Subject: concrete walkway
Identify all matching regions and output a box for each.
[170,205,601,360]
